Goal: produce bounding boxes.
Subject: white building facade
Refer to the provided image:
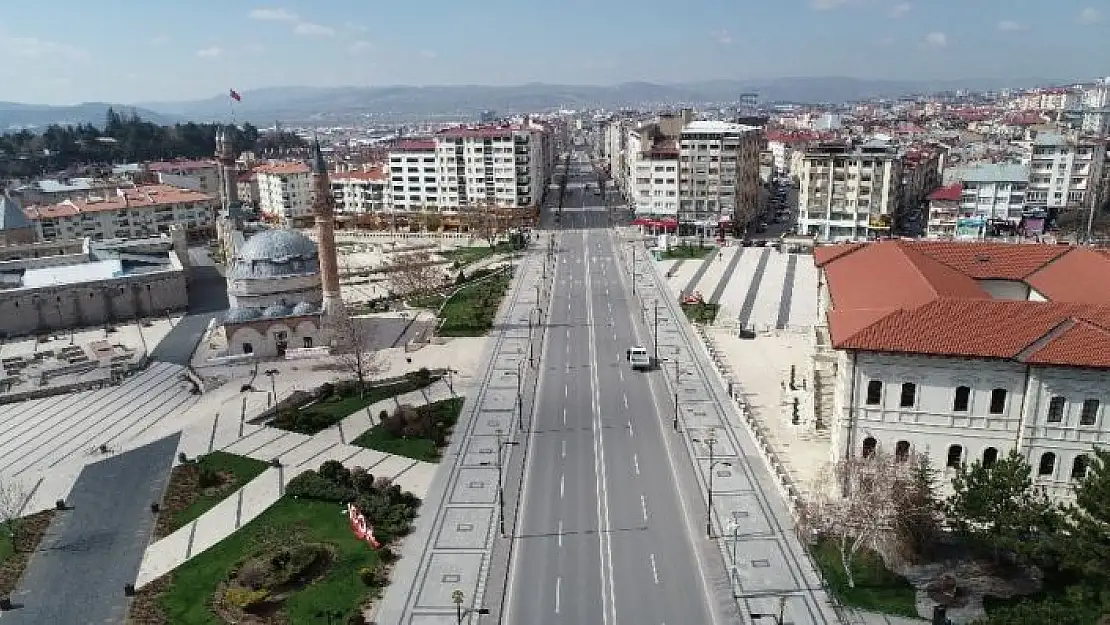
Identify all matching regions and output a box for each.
[796,141,902,241]
[23,185,217,242]
[1025,132,1106,213]
[255,162,314,224]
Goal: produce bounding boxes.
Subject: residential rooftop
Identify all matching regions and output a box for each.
[23,185,215,220]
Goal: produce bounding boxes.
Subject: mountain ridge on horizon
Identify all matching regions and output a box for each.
[2,76,1072,129]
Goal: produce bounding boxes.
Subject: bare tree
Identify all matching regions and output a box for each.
[801,449,931,588]
[329,312,382,395]
[384,250,445,298]
[0,478,28,553]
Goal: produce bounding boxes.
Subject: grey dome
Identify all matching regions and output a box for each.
[262,303,293,318]
[229,228,320,280]
[291,301,318,316]
[223,307,261,323]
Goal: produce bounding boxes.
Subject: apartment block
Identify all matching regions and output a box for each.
[796,140,902,241]
[678,120,763,229]
[1024,132,1106,215]
[629,140,679,217]
[22,185,217,242]
[255,162,314,225]
[386,139,439,212]
[147,160,220,195]
[433,125,549,211]
[330,167,388,214]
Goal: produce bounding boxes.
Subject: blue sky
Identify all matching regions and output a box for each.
[0,0,1106,105]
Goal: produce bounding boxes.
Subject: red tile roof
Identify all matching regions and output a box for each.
[255,162,311,176]
[436,125,524,139]
[24,184,214,219]
[928,183,963,202]
[391,139,436,152]
[817,240,1110,368]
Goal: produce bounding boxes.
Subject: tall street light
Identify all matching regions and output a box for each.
[504,363,523,431]
[691,428,731,537]
[264,369,280,407]
[479,428,518,537]
[451,589,491,624]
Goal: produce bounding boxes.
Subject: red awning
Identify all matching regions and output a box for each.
[630,217,653,226]
[659,218,678,226]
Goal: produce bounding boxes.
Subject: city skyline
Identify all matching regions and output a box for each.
[0,0,1107,105]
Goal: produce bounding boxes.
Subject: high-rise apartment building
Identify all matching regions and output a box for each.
[1024,132,1106,215]
[927,163,1030,238]
[386,140,439,213]
[255,162,313,225]
[796,140,902,241]
[330,167,388,215]
[678,121,763,229]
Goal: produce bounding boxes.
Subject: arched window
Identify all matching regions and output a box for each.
[989,388,1007,414]
[1038,452,1056,476]
[895,440,910,462]
[982,447,999,468]
[946,444,963,468]
[862,437,877,458]
[865,380,882,405]
[1071,455,1090,480]
[899,382,917,408]
[953,386,971,412]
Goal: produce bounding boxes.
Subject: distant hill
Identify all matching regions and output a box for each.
[0,102,179,131]
[2,77,1068,129]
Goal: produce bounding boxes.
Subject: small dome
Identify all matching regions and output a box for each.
[223,307,261,324]
[262,303,292,318]
[291,301,318,316]
[237,229,318,263]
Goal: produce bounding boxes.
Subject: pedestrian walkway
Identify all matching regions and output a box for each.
[682,247,719,295]
[709,247,746,305]
[691,245,736,300]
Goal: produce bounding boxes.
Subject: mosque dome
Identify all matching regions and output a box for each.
[229,229,320,280]
[262,303,293,319]
[223,307,261,324]
[291,301,318,316]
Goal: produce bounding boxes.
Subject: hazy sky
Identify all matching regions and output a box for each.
[1,0,1106,105]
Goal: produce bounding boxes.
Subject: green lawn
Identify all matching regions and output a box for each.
[169,452,269,532]
[351,397,465,462]
[271,373,442,435]
[681,301,720,324]
[438,269,513,336]
[441,242,517,266]
[158,497,382,625]
[810,538,920,618]
[661,244,714,260]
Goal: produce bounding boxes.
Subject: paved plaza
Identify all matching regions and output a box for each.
[661,245,820,331]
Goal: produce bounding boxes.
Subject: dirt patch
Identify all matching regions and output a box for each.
[153,465,240,540]
[212,543,336,625]
[126,573,171,625]
[0,509,56,597]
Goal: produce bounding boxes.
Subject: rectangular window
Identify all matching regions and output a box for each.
[865,380,882,405]
[899,382,917,408]
[1048,396,1066,423]
[1081,399,1100,426]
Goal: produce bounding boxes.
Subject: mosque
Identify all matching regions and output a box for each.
[215,128,343,358]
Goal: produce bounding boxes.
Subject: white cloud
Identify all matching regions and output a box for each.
[887,2,910,18]
[148,34,170,45]
[418,49,437,59]
[924,31,947,47]
[348,40,373,54]
[249,8,298,21]
[294,22,335,37]
[996,20,1027,32]
[196,46,223,58]
[712,29,733,45]
[1077,7,1103,25]
[0,36,89,62]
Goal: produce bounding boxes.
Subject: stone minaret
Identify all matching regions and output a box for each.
[215,126,241,224]
[311,139,343,317]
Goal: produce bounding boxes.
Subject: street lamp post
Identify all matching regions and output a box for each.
[672,348,680,430]
[264,369,280,407]
[750,597,787,625]
[451,589,491,624]
[652,299,660,364]
[480,428,518,537]
[692,428,731,537]
[505,362,524,431]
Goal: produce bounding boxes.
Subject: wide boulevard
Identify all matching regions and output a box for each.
[504,151,718,625]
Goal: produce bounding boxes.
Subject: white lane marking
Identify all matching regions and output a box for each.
[633,453,640,475]
[562,407,567,426]
[650,553,660,584]
[557,520,563,547]
[585,230,617,625]
[640,494,648,521]
[559,473,565,499]
[555,576,562,613]
[623,393,628,409]
[564,383,568,398]
[619,369,624,381]
[628,419,634,437]
[561,439,566,458]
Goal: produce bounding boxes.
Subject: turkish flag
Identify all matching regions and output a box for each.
[229,89,242,102]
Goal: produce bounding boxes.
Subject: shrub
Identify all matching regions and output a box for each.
[359,566,389,587]
[285,470,354,503]
[319,460,352,487]
[223,586,270,610]
[378,409,389,422]
[197,465,222,489]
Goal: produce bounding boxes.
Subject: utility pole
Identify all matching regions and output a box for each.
[672,348,680,431]
[653,299,660,364]
[692,428,731,537]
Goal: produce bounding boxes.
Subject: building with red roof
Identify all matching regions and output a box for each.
[814,239,1110,500]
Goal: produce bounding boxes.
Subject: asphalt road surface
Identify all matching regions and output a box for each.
[505,154,716,625]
